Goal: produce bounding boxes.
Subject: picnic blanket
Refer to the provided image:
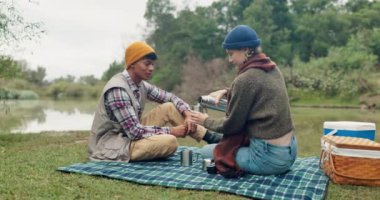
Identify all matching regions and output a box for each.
[58,146,329,200]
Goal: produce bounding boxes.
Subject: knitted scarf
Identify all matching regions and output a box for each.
[238,53,276,74]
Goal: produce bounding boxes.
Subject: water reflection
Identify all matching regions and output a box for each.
[0,100,97,134]
[11,108,94,133]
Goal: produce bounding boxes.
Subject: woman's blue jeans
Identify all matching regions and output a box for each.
[199,136,297,175]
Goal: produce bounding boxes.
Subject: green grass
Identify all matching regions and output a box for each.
[0,132,242,200]
[1,107,380,199]
[1,132,379,200]
[288,89,361,106]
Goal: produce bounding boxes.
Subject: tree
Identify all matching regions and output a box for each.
[144,0,226,90]
[0,0,44,50]
[289,0,352,61]
[101,61,124,81]
[243,0,294,65]
[344,0,380,36]
[1,1,43,81]
[79,75,100,86]
[208,0,254,32]
[0,55,22,79]
[54,75,76,83]
[22,66,46,86]
[367,28,380,63]
[289,30,378,97]
[144,0,175,30]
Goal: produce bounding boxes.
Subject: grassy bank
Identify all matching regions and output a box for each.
[0,132,240,200]
[0,131,379,200]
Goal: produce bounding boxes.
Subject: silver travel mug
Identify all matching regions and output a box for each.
[180,150,193,166]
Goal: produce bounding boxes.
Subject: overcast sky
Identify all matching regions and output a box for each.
[5,0,213,80]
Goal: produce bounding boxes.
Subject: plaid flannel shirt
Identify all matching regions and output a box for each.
[104,70,190,140]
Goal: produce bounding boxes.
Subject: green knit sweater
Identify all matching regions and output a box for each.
[204,67,294,139]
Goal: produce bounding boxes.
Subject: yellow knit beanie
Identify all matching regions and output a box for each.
[125,41,156,68]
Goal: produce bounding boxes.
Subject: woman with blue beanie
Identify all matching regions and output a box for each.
[190,25,297,177]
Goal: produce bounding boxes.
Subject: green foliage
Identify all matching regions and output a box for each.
[21,66,46,86]
[243,0,293,64]
[0,1,43,50]
[46,81,103,100]
[53,75,76,83]
[2,79,30,90]
[289,63,360,97]
[345,0,380,31]
[0,55,22,79]
[291,3,351,61]
[15,90,39,100]
[145,0,176,29]
[145,0,227,90]
[101,61,124,81]
[364,28,380,63]
[288,87,360,105]
[0,88,39,100]
[0,88,13,99]
[289,0,336,15]
[326,37,377,72]
[47,82,67,99]
[65,84,86,98]
[79,75,100,86]
[287,31,378,97]
[207,0,245,31]
[139,0,380,101]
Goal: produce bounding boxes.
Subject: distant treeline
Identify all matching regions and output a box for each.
[101,0,380,103]
[0,71,105,100]
[1,0,380,104]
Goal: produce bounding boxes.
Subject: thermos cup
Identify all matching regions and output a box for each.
[180,149,193,166]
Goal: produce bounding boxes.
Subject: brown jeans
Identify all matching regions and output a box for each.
[129,102,206,161]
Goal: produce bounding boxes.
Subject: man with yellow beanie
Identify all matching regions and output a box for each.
[88,41,221,162]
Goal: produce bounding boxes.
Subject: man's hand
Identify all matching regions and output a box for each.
[208,89,228,105]
[170,125,187,138]
[189,111,209,126]
[183,110,197,134]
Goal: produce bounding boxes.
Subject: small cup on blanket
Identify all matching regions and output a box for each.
[181,150,193,166]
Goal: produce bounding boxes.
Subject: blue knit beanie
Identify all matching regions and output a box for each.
[222,25,261,50]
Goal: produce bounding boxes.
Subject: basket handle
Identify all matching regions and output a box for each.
[319,150,329,169]
[326,129,338,136]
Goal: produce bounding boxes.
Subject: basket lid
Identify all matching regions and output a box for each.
[322,136,380,151]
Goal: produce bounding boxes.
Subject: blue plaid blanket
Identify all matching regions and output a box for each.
[58,146,329,200]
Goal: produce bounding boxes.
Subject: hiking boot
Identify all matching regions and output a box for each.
[203,130,223,144]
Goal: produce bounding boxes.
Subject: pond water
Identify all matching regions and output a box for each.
[0,100,379,144]
[0,100,97,133]
[11,108,94,133]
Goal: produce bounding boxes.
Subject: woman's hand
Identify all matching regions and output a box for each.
[189,111,209,126]
[208,89,228,105]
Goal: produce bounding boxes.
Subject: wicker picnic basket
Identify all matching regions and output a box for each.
[320,135,380,186]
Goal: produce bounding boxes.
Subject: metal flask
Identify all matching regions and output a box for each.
[180,149,193,166]
[198,96,227,112]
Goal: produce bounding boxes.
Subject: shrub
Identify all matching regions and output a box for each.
[0,88,39,100]
[16,90,39,100]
